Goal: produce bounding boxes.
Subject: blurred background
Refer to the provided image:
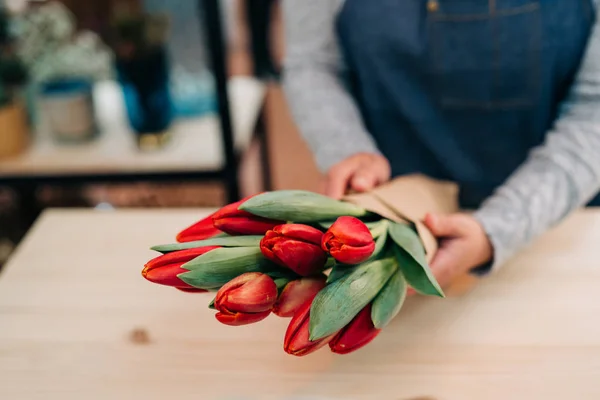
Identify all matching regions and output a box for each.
[0,0,322,269]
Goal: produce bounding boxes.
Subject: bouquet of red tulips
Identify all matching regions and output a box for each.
[142,175,459,356]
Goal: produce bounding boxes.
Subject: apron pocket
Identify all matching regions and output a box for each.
[427,1,541,110]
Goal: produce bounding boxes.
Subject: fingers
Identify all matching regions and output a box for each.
[350,157,390,192]
[325,154,390,199]
[325,161,358,199]
[428,248,457,289]
[424,213,470,238]
[350,168,378,193]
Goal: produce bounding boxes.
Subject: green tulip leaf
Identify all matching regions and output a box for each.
[265,268,301,280]
[387,222,427,265]
[208,298,216,310]
[239,190,370,222]
[369,225,390,261]
[371,270,407,329]
[323,257,336,270]
[178,247,268,289]
[318,221,336,230]
[388,222,444,297]
[368,220,389,238]
[151,235,263,253]
[326,264,360,284]
[309,258,397,341]
[273,277,292,294]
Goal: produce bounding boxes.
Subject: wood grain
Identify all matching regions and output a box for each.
[2,208,600,399]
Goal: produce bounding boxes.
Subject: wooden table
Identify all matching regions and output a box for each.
[2,209,600,400]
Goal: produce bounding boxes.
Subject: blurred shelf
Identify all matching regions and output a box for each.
[0,76,266,179]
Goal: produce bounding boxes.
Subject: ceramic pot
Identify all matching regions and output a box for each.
[0,101,29,159]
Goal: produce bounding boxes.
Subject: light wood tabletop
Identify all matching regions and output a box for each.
[2,208,600,400]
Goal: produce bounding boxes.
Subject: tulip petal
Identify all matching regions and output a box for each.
[214,216,283,236]
[286,321,334,356]
[217,273,278,313]
[328,241,376,265]
[211,196,255,219]
[283,299,335,356]
[327,216,374,247]
[144,247,220,272]
[273,224,324,246]
[269,239,328,276]
[285,299,312,344]
[142,247,220,289]
[215,309,271,326]
[143,264,195,288]
[176,212,222,242]
[322,217,376,265]
[214,272,261,306]
[273,277,326,318]
[329,304,382,355]
[212,196,283,236]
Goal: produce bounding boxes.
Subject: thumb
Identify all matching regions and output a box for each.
[423,213,464,238]
[350,168,378,193]
[350,160,388,192]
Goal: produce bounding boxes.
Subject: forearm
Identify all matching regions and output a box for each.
[281,0,380,173]
[474,19,600,270]
[283,66,381,172]
[474,121,600,269]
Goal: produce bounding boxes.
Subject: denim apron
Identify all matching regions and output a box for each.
[336,0,596,207]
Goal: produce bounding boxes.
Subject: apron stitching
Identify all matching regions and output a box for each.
[441,99,533,110]
[432,3,539,21]
[491,0,499,103]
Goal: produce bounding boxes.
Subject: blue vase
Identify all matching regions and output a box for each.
[115,46,173,137]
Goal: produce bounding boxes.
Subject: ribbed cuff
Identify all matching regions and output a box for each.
[471,208,512,275]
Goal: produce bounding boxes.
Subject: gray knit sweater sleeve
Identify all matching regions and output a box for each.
[282,0,600,271]
[473,15,600,269]
[281,0,381,173]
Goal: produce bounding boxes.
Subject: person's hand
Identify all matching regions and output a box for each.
[323,153,391,199]
[407,212,493,296]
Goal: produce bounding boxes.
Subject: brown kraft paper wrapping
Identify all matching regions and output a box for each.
[343,174,478,296]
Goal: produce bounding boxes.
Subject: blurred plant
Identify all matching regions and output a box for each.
[10,1,113,84]
[0,7,27,107]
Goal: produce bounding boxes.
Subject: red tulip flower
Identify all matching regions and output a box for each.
[329,303,381,355]
[176,212,222,243]
[213,196,284,236]
[260,224,328,276]
[214,272,278,326]
[273,276,327,318]
[142,247,219,290]
[283,299,337,356]
[321,216,375,264]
